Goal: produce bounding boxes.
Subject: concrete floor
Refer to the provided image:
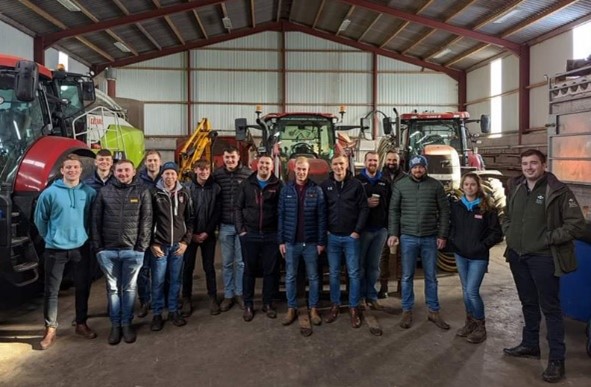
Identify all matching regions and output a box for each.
[0,242,589,387]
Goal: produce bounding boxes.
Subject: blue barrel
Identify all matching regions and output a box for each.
[560,240,591,321]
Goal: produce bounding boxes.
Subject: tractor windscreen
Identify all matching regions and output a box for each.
[407,119,462,157]
[0,72,48,184]
[275,117,335,160]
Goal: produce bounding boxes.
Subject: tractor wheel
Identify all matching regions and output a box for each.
[437,251,457,272]
[481,176,506,218]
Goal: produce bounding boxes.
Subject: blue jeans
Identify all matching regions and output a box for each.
[96,249,144,326]
[359,228,388,301]
[219,223,244,298]
[151,244,184,315]
[327,234,360,307]
[455,254,488,320]
[137,249,153,305]
[285,243,320,309]
[400,234,439,312]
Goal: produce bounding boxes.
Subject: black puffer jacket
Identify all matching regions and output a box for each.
[235,172,283,234]
[356,170,391,230]
[91,178,152,252]
[151,180,193,246]
[449,199,503,260]
[321,171,369,235]
[184,175,221,236]
[213,164,252,225]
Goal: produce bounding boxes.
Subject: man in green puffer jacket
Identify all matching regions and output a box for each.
[502,149,585,383]
[387,155,450,331]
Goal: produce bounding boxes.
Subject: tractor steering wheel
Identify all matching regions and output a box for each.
[291,142,317,157]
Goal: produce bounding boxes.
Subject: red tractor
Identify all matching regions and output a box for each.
[0,55,96,286]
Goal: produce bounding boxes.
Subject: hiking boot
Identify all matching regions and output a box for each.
[138,303,150,318]
[181,298,192,317]
[282,308,297,326]
[325,304,340,323]
[368,299,383,311]
[40,327,57,350]
[151,315,164,331]
[262,304,277,319]
[75,323,97,339]
[243,306,254,322]
[122,325,136,343]
[310,308,322,326]
[542,360,565,383]
[467,319,487,344]
[503,344,541,359]
[169,311,187,327]
[456,315,476,337]
[220,298,234,312]
[209,295,221,315]
[350,307,361,329]
[108,326,122,345]
[427,310,450,330]
[234,295,245,310]
[377,280,389,299]
[399,310,413,329]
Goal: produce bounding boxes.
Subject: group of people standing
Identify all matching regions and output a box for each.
[33,145,585,383]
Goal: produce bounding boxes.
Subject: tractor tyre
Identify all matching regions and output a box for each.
[481,176,506,218]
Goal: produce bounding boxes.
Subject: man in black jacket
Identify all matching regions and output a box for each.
[213,146,251,312]
[356,151,390,310]
[235,155,283,322]
[182,160,222,316]
[83,149,114,191]
[321,155,368,328]
[92,159,152,345]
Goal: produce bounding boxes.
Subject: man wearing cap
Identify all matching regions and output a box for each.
[387,155,451,330]
[149,162,193,331]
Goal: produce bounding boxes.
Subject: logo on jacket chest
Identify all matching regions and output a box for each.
[536,194,544,205]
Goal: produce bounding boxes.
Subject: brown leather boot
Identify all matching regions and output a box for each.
[467,319,487,343]
[377,280,389,299]
[75,323,97,339]
[428,310,450,330]
[325,304,340,323]
[40,327,57,350]
[310,308,322,326]
[399,310,413,329]
[282,308,297,326]
[350,307,361,328]
[456,315,476,337]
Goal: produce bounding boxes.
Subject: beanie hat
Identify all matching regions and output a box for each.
[161,161,178,173]
[409,155,428,169]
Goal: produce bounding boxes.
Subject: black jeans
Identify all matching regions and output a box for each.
[508,249,565,360]
[240,232,279,307]
[182,236,217,298]
[44,245,92,327]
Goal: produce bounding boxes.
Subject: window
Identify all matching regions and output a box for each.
[490,59,502,134]
[573,21,591,59]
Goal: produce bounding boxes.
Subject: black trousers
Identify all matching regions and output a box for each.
[182,236,217,298]
[240,232,279,307]
[508,249,565,361]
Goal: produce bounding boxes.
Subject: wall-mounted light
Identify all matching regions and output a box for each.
[432,48,452,59]
[57,0,81,12]
[493,9,520,24]
[222,17,233,29]
[338,19,351,32]
[114,41,131,53]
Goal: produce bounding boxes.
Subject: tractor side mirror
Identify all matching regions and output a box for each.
[81,81,96,102]
[235,118,248,141]
[382,117,393,135]
[480,114,491,134]
[14,60,38,102]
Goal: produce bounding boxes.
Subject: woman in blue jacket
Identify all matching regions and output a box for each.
[449,173,503,344]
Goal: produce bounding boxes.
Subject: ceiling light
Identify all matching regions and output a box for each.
[57,0,81,12]
[493,9,520,24]
[338,19,351,32]
[432,48,452,59]
[114,41,131,53]
[222,17,233,29]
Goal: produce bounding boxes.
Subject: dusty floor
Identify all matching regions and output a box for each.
[0,242,589,387]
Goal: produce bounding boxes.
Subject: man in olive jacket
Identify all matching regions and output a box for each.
[502,149,585,383]
[387,155,450,330]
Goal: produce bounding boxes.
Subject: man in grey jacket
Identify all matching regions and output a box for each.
[387,155,450,330]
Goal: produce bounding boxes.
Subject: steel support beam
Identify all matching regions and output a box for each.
[518,44,530,144]
[33,36,45,65]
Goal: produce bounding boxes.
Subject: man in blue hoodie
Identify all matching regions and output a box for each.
[34,154,97,350]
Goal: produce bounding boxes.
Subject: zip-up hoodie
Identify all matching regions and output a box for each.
[34,179,96,250]
[151,179,193,246]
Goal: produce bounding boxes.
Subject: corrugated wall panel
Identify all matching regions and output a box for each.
[378,56,424,72]
[502,55,519,92]
[192,104,282,132]
[531,32,572,83]
[286,32,358,51]
[530,87,548,128]
[193,71,280,103]
[286,73,371,105]
[144,104,186,136]
[0,20,33,59]
[378,73,457,108]
[286,51,371,71]
[502,93,519,132]
[194,50,280,70]
[118,69,186,101]
[130,53,185,68]
[467,65,490,101]
[207,31,280,50]
[44,48,59,69]
[468,101,490,128]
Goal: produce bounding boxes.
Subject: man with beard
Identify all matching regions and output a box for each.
[387,155,450,330]
[378,151,405,298]
[235,155,283,321]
